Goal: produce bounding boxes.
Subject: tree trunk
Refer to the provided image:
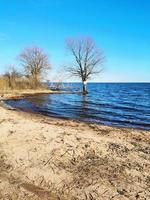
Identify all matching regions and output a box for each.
[83,81,87,95]
[31,74,40,89]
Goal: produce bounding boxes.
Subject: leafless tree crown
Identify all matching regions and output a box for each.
[19,47,51,88]
[4,66,20,89]
[66,37,104,81]
[20,47,51,77]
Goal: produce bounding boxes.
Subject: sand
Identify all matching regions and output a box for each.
[0,99,149,199]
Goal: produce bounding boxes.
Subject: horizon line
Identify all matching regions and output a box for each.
[48,81,150,84]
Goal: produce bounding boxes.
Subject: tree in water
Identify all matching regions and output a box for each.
[66,37,104,95]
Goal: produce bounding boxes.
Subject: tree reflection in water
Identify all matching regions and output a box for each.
[26,95,50,107]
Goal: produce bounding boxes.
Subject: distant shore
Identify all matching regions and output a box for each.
[0,90,149,200]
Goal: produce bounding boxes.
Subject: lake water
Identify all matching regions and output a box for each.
[6,83,150,130]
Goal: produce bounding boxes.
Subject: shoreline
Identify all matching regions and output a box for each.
[1,100,150,132]
[0,91,149,132]
[0,91,149,199]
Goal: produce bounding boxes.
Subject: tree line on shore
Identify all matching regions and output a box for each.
[0,37,104,94]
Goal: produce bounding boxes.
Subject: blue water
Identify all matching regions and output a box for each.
[6,83,150,130]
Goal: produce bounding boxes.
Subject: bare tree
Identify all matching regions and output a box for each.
[19,47,51,89]
[66,37,104,94]
[4,66,20,89]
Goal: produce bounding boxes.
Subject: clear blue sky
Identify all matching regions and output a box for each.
[0,0,150,82]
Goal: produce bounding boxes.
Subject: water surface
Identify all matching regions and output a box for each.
[6,83,150,130]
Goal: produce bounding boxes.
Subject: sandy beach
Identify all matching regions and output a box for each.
[0,0,149,199]
[0,97,150,200]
